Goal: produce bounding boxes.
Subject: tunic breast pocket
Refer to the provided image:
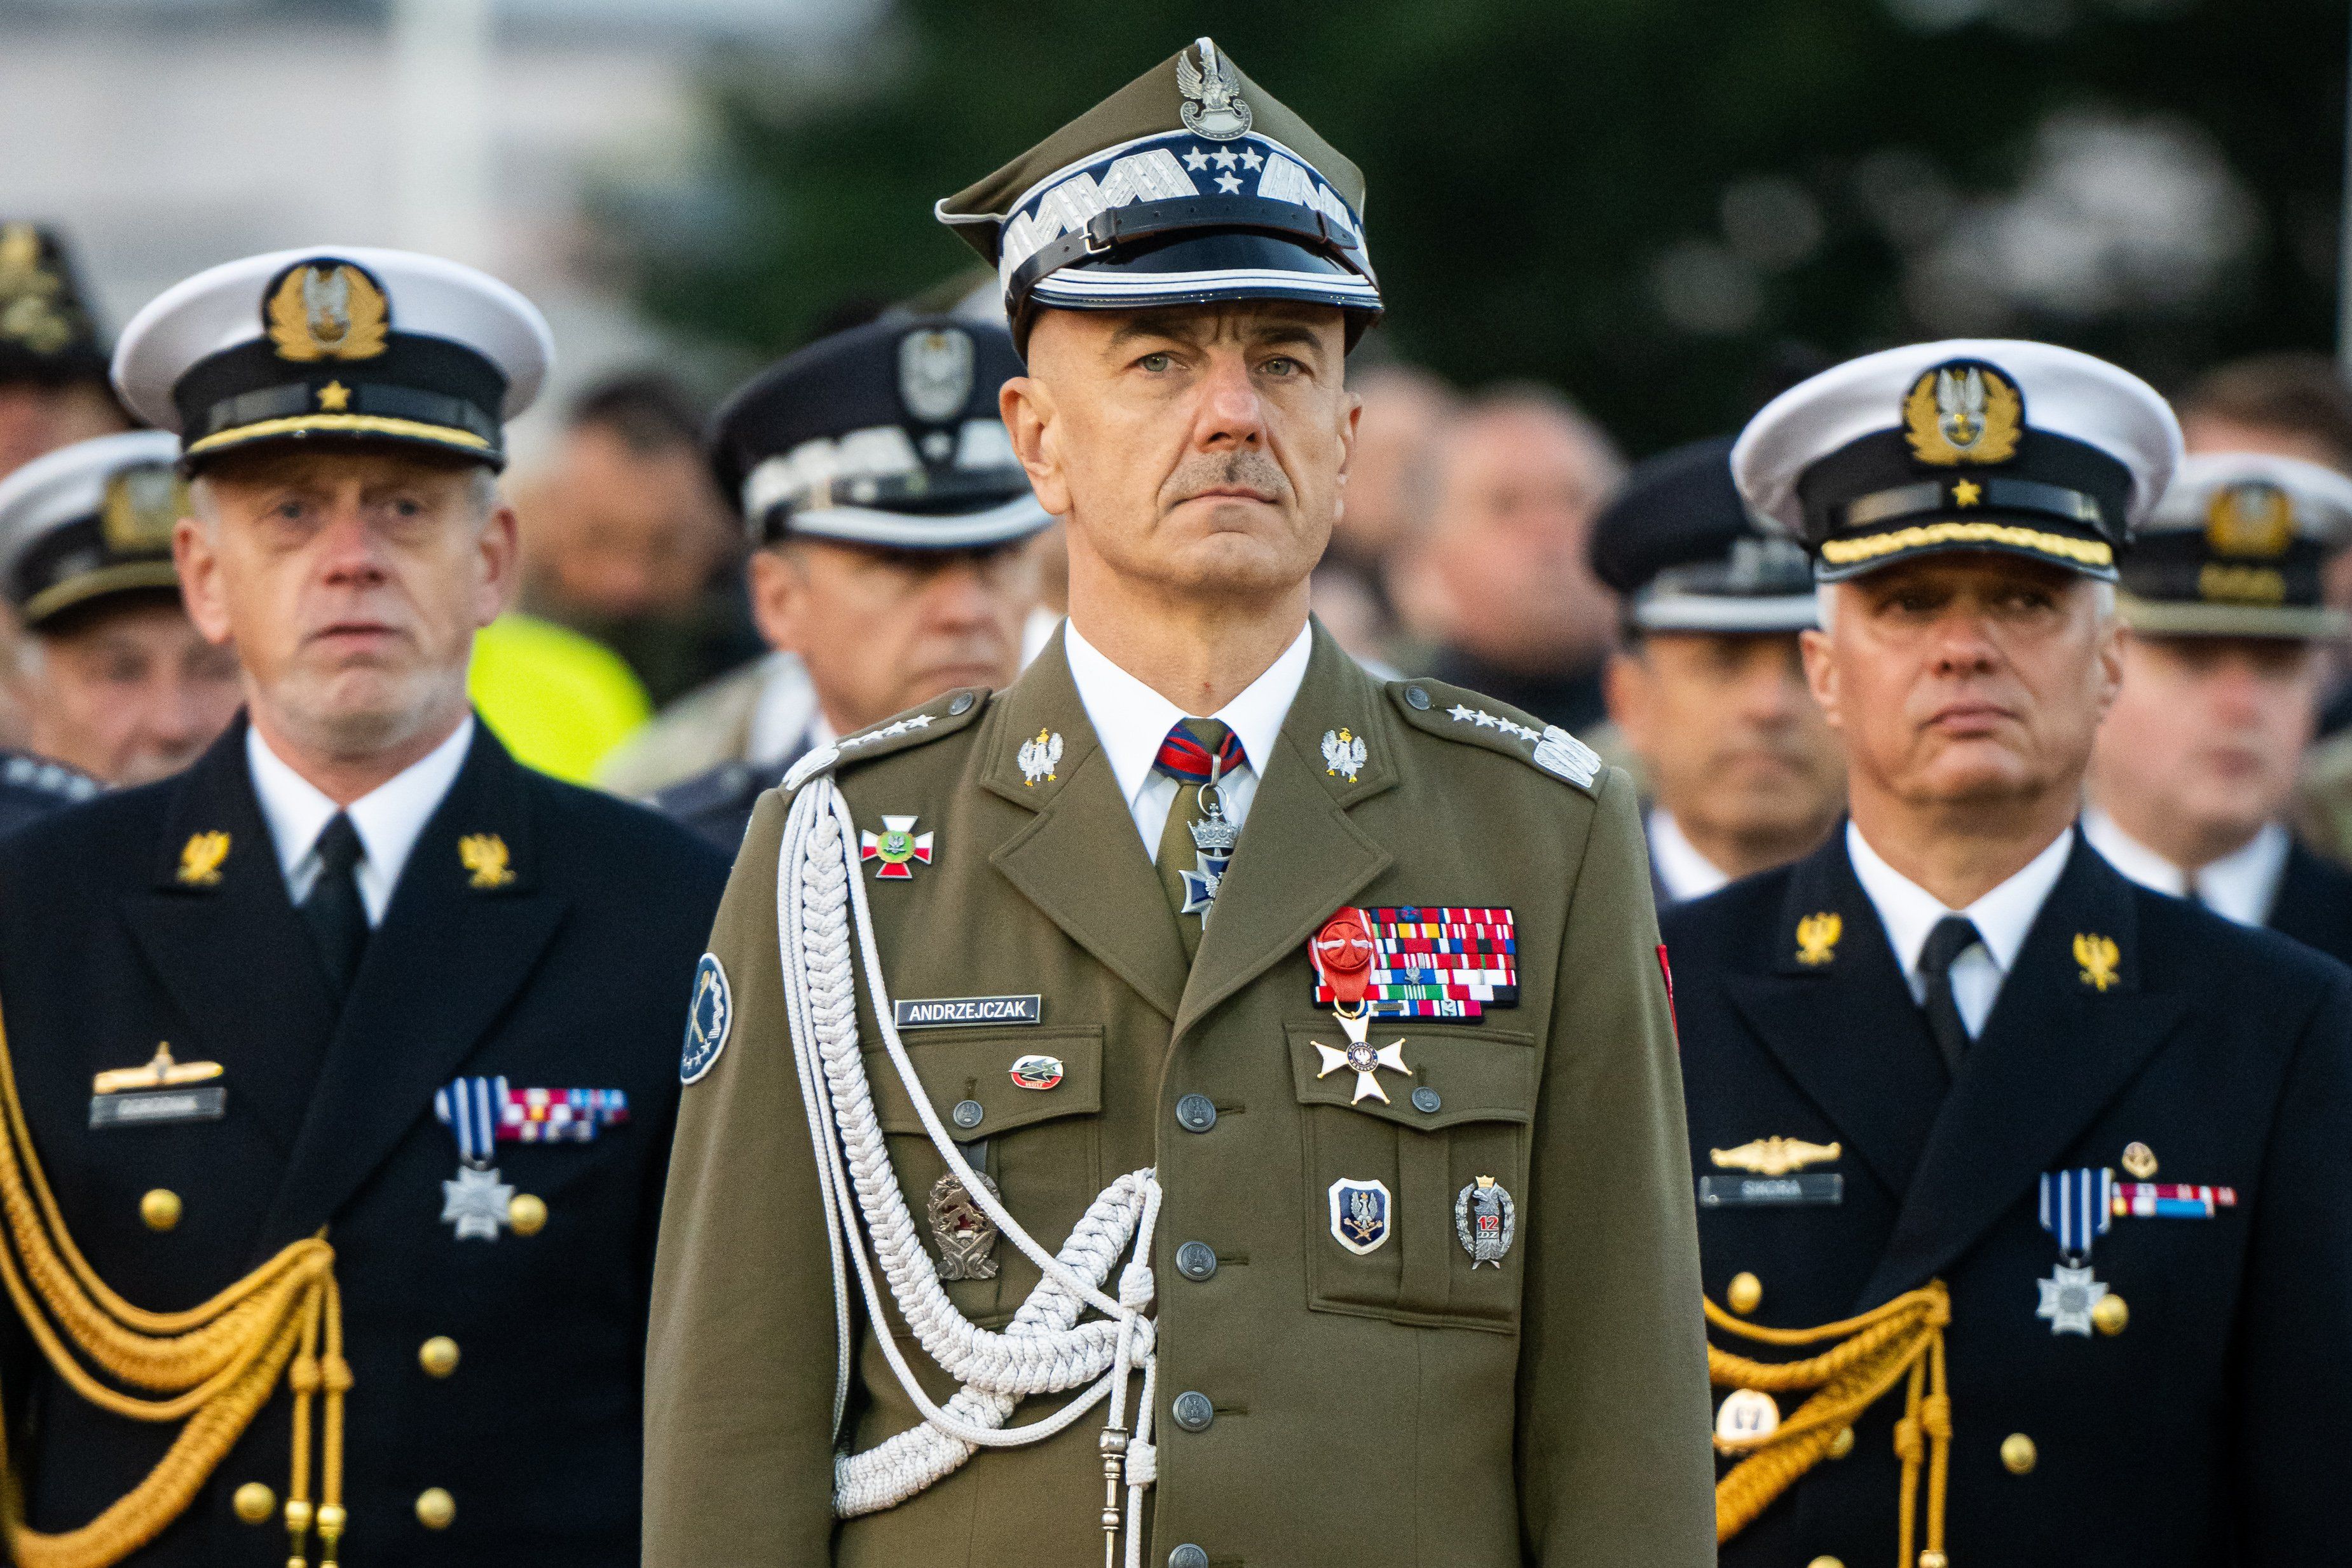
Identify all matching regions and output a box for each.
[1285,1020,1536,1333]
[866,1025,1104,1325]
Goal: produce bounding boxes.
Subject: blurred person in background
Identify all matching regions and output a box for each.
[0,223,128,483]
[2086,453,2352,964]
[1311,362,1454,664]
[650,315,1048,849]
[0,430,240,795]
[1399,386,1624,730]
[514,371,761,706]
[1590,437,1843,906]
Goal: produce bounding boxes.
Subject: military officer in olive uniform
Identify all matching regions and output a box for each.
[1668,341,2352,1568]
[0,247,728,1566]
[2084,451,2352,964]
[652,315,1051,850]
[646,38,1716,1568]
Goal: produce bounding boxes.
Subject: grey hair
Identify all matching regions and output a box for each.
[187,465,500,531]
[1814,576,2116,634]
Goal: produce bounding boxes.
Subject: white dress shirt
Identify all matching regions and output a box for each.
[1063,619,1313,856]
[247,716,475,926]
[2081,807,2287,929]
[1648,809,1732,904]
[1845,819,2075,1040]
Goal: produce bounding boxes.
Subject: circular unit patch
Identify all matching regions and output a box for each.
[680,953,732,1085]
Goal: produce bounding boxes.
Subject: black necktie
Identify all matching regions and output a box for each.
[1917,914,1982,1075]
[300,813,369,1000]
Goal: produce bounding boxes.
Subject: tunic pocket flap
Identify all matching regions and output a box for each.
[868,1025,1104,1138]
[1283,1021,1536,1131]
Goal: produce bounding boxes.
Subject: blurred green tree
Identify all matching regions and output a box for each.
[622,0,2346,452]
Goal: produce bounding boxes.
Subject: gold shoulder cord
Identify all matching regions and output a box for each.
[1707,1280,1952,1568]
[0,1004,346,1568]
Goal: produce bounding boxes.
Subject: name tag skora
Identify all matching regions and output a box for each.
[894,995,1043,1030]
[1699,1173,1843,1208]
[90,1086,227,1129]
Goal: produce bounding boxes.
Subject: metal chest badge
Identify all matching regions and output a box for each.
[929,1170,1002,1280]
[1327,1177,1390,1255]
[1309,908,1415,1103]
[861,815,934,879]
[1456,1175,1516,1267]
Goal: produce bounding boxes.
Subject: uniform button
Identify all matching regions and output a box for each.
[415,1487,456,1529]
[1175,1094,1216,1133]
[2000,1432,2038,1475]
[952,1099,985,1130]
[1171,1391,1214,1432]
[1175,1241,1217,1281]
[507,1192,548,1236]
[948,692,974,716]
[1168,1548,1209,1568]
[1726,1271,1763,1316]
[418,1335,460,1378]
[1411,1086,1441,1114]
[1404,685,1432,711]
[232,1481,276,1524]
[2091,1292,2128,1335]
[140,1189,182,1232]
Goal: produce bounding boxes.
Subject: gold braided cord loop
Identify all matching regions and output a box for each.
[1707,1280,1952,1567]
[0,1002,346,1568]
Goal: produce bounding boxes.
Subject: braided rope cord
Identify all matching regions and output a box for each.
[0,1000,346,1568]
[774,779,1163,1567]
[1706,1281,1952,1567]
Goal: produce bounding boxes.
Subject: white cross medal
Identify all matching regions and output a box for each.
[2035,1166,2114,1335]
[435,1075,514,1241]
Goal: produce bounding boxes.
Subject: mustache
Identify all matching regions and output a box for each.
[1159,449,1293,509]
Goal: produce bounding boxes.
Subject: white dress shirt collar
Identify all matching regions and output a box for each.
[247,716,476,926]
[1845,819,2074,1037]
[2081,808,2287,929]
[1648,809,1731,904]
[1062,618,1314,854]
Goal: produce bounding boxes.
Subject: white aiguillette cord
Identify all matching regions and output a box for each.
[774,777,1163,1568]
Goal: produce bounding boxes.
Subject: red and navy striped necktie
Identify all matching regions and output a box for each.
[1154,719,1247,784]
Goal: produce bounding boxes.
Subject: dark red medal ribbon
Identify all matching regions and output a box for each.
[1311,908,1377,1011]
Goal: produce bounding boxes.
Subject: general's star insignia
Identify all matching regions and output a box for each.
[1313,1010,1413,1105]
[441,1165,514,1241]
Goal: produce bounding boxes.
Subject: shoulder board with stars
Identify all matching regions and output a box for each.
[1381,679,1606,795]
[780,686,991,793]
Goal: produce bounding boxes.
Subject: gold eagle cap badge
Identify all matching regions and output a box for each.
[1711,1136,1843,1176]
[2074,932,2121,992]
[1794,911,1842,967]
[2205,482,2295,559]
[458,833,516,889]
[176,831,230,887]
[100,465,186,554]
[1903,362,2023,467]
[266,260,389,363]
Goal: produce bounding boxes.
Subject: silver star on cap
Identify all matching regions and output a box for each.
[2034,1262,2108,1336]
[442,1164,514,1241]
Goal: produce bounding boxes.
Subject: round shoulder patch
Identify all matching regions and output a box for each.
[681,952,732,1085]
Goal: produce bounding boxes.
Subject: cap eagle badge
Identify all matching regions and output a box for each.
[266,261,389,363]
[1177,37,1252,140]
[1903,362,2022,467]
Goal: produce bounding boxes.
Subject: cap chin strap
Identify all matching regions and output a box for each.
[774,779,1162,1567]
[774,492,1051,552]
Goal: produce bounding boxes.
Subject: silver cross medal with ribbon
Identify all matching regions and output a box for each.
[2035,1166,2112,1335]
[435,1075,516,1241]
[1179,756,1239,923]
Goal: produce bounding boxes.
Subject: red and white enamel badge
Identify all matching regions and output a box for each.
[859,815,934,880]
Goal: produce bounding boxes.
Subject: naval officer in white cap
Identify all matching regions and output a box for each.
[1665,340,2352,1568]
[0,248,728,1567]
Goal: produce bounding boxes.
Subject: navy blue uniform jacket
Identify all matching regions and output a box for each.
[0,717,728,1566]
[1663,829,2352,1568]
